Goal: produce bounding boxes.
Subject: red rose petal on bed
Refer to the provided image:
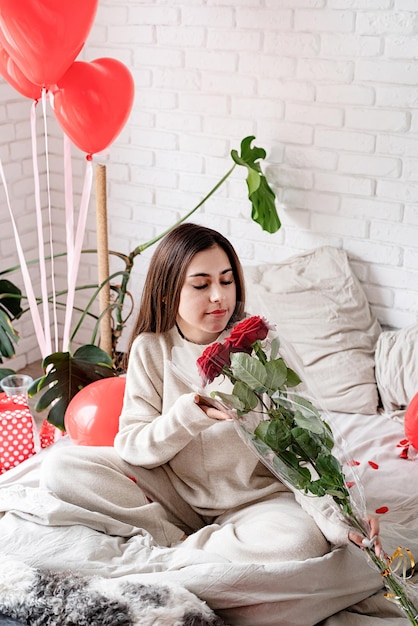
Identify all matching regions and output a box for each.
[346,481,355,488]
[347,459,360,466]
[376,506,389,514]
[368,461,379,469]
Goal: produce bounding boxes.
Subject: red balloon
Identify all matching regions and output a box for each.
[0,45,41,100]
[64,377,126,446]
[0,0,98,86]
[52,58,135,155]
[405,392,418,451]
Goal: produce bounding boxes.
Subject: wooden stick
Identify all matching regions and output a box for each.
[95,163,113,356]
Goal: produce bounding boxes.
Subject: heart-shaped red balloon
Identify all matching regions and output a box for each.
[0,0,98,86]
[52,58,135,155]
[0,45,41,100]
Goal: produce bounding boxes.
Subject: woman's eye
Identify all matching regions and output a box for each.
[192,279,233,290]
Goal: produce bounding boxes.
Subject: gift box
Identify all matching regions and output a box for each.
[39,418,63,448]
[0,392,38,474]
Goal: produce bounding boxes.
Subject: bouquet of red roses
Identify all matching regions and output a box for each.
[197,315,418,625]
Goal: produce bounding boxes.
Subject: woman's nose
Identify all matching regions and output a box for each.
[209,286,221,302]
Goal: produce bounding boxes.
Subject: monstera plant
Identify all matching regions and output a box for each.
[0,136,281,429]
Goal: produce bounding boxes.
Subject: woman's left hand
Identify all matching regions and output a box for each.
[349,514,382,557]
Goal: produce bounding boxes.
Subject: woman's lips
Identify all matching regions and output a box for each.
[208,309,227,318]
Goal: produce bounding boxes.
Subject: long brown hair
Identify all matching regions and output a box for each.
[126,223,246,356]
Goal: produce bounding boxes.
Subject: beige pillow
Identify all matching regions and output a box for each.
[375,324,418,412]
[244,246,381,414]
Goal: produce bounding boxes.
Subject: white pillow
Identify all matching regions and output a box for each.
[244,246,381,414]
[375,324,418,412]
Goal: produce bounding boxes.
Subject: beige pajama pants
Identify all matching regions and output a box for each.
[40,444,330,562]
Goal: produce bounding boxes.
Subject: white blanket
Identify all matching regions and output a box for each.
[1,411,417,626]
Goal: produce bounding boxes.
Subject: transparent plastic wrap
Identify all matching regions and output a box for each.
[190,316,418,624]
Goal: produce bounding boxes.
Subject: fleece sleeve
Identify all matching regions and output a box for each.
[293,489,349,547]
[114,334,215,468]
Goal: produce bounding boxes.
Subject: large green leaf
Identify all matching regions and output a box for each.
[0,367,16,380]
[232,136,266,172]
[0,309,19,362]
[30,344,117,430]
[0,279,23,320]
[250,175,280,234]
[231,136,280,234]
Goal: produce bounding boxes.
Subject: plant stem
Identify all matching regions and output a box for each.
[130,164,236,257]
[109,163,237,351]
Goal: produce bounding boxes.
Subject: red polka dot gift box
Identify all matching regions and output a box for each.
[0,392,37,474]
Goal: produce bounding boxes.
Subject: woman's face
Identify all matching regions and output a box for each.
[176,245,237,344]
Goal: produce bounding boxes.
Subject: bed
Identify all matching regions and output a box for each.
[0,245,417,626]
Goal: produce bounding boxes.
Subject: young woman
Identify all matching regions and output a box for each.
[40,222,379,561]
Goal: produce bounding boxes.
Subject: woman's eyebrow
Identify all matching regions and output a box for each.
[188,267,233,278]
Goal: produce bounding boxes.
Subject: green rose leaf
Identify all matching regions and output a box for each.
[269,336,280,360]
[230,352,267,391]
[292,395,320,417]
[315,452,344,481]
[286,367,302,388]
[308,480,327,498]
[264,358,288,391]
[309,476,349,502]
[326,487,350,500]
[291,426,322,459]
[212,391,244,411]
[272,451,311,490]
[233,380,259,411]
[265,418,292,452]
[293,408,326,436]
[254,420,269,440]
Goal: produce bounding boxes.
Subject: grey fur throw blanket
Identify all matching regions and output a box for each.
[0,560,226,626]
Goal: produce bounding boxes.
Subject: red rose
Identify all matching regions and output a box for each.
[225,316,270,353]
[197,341,231,385]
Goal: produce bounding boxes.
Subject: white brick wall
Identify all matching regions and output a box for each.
[1,0,418,367]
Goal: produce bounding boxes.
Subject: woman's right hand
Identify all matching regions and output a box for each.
[349,515,382,557]
[194,394,232,421]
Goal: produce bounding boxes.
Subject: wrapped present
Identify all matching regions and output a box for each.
[0,392,38,474]
[39,418,64,448]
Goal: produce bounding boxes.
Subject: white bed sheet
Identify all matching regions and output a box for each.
[0,410,417,626]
